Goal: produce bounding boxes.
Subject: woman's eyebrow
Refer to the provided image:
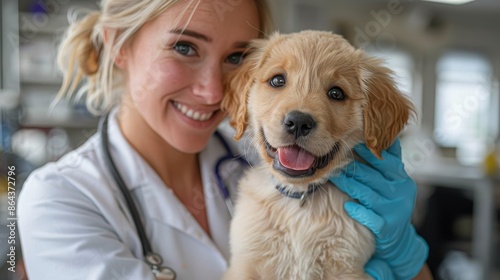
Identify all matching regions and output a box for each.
[169,28,251,49]
[170,28,211,42]
[233,42,250,48]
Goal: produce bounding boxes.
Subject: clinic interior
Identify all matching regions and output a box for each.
[1,0,500,279]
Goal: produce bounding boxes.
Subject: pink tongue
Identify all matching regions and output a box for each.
[278,146,315,171]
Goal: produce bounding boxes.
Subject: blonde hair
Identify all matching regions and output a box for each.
[56,0,274,115]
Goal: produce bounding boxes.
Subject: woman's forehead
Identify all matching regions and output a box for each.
[156,0,260,37]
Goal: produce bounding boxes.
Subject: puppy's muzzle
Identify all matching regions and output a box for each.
[283,111,316,139]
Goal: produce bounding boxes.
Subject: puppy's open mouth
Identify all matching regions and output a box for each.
[262,130,340,178]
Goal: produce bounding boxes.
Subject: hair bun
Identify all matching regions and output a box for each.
[76,12,101,75]
[80,42,99,75]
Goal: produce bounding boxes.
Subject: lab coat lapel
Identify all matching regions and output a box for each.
[199,134,234,261]
[105,109,148,191]
[106,109,237,264]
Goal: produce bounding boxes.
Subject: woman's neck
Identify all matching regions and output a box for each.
[116,104,201,194]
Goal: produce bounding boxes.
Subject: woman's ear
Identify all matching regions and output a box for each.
[221,40,267,140]
[113,44,127,69]
[102,28,127,69]
[360,57,416,158]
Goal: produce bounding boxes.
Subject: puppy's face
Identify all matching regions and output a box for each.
[222,31,414,187]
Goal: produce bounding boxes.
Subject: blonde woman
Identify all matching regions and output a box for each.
[18,0,432,279]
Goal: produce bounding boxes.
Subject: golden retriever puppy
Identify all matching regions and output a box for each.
[221,30,414,280]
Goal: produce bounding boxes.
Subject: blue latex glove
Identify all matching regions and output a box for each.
[365,258,395,280]
[330,139,429,280]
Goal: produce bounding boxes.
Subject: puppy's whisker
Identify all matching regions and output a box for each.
[338,139,359,177]
[308,188,315,212]
[239,132,258,168]
[338,139,354,164]
[337,140,358,180]
[247,139,260,168]
[318,185,328,195]
[286,188,292,209]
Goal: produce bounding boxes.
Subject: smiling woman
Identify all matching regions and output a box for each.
[18,0,273,279]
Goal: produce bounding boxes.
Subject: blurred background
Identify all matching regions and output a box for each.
[1,0,499,279]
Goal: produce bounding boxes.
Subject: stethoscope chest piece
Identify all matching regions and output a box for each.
[152,266,176,280]
[147,252,176,280]
[146,252,176,280]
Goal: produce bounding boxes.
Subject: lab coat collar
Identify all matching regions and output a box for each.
[103,108,234,261]
[105,108,149,190]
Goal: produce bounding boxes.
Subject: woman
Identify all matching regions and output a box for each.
[18,0,431,279]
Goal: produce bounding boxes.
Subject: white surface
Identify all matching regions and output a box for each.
[411,159,496,280]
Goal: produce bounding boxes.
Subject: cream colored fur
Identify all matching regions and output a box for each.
[221,30,414,280]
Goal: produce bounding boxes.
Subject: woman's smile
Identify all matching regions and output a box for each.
[172,101,216,121]
[170,100,223,130]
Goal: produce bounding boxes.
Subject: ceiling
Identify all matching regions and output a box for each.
[16,0,500,26]
[301,0,500,30]
[17,0,98,12]
[308,0,499,13]
[17,0,500,12]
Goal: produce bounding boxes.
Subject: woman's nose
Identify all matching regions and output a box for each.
[192,65,224,105]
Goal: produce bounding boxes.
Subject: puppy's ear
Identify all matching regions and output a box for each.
[221,40,266,140]
[361,57,416,158]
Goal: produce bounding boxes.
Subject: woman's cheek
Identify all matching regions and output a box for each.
[131,60,192,104]
[155,60,194,91]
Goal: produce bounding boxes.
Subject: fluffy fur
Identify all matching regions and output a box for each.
[221,30,415,280]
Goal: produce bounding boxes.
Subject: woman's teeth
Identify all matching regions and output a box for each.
[173,102,214,121]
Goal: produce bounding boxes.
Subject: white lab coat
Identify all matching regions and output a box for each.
[18,110,245,280]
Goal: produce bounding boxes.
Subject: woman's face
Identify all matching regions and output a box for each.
[120,0,260,153]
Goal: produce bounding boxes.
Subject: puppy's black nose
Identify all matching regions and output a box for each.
[283,111,316,138]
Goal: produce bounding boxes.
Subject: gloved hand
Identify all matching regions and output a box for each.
[329,139,429,280]
[365,257,395,280]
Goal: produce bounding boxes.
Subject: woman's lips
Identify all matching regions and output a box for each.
[172,101,216,122]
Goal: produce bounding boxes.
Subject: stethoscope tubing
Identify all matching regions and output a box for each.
[213,131,250,218]
[99,113,248,279]
[99,114,153,256]
[99,114,176,279]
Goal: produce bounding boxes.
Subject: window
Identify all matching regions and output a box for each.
[365,48,415,99]
[434,52,496,165]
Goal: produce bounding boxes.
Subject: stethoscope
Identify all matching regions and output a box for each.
[99,113,249,280]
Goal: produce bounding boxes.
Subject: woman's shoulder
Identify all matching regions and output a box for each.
[20,133,109,204]
[217,119,260,164]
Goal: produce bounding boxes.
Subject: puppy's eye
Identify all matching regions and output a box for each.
[327,87,345,100]
[269,75,286,87]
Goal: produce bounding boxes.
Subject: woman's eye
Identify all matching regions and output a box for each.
[327,86,345,100]
[226,52,244,65]
[173,43,197,56]
[269,75,286,87]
